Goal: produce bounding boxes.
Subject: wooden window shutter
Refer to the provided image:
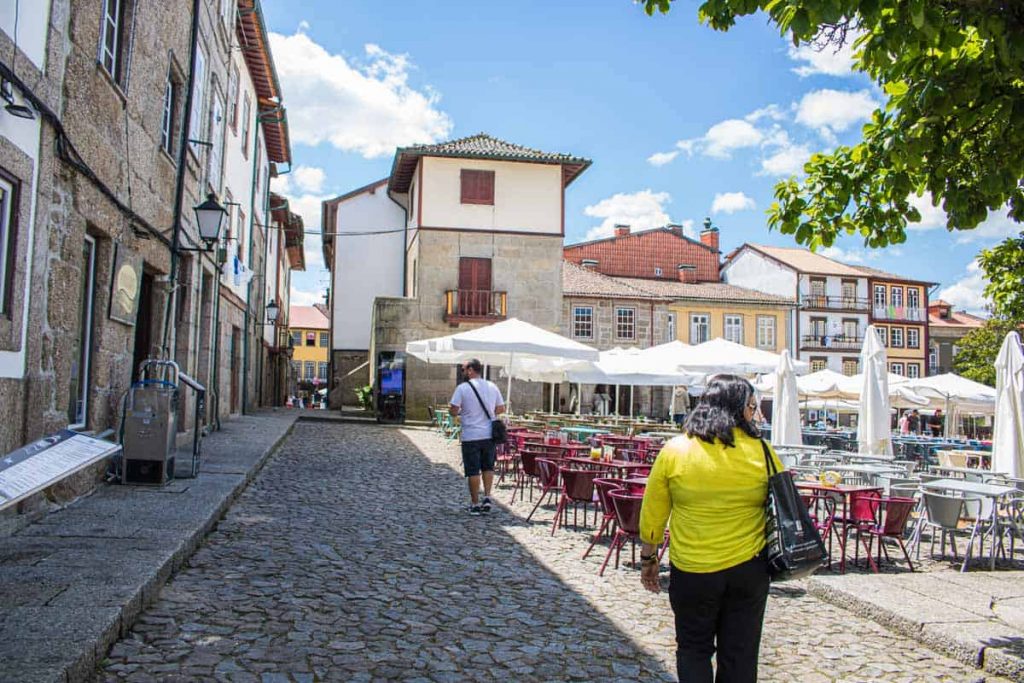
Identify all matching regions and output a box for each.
[460,170,494,205]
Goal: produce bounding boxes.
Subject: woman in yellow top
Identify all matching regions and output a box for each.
[639,375,782,683]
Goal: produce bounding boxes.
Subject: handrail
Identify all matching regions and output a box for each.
[801,295,870,311]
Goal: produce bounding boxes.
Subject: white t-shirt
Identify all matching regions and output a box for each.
[450,378,504,442]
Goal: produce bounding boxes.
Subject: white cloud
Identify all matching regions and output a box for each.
[291,166,326,194]
[819,245,865,263]
[711,192,756,215]
[795,89,879,137]
[938,260,990,314]
[956,210,1022,243]
[290,286,327,307]
[269,31,453,158]
[702,119,764,159]
[647,150,679,167]
[760,141,812,176]
[907,192,948,231]
[788,32,862,77]
[745,104,787,123]
[582,190,688,241]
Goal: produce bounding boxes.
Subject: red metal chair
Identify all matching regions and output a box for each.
[511,450,541,504]
[526,458,562,522]
[551,468,599,535]
[582,478,623,559]
[599,490,645,576]
[495,443,516,484]
[853,493,917,572]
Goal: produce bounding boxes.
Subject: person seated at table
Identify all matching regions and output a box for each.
[929,409,944,437]
[638,374,783,683]
[908,409,921,434]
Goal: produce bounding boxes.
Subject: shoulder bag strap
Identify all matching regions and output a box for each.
[466,379,494,420]
[760,439,778,477]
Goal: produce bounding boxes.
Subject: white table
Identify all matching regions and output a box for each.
[920,478,1018,570]
[928,466,1003,482]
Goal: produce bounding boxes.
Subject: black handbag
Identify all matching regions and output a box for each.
[466,379,507,444]
[760,440,827,581]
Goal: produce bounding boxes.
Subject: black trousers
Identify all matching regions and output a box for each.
[668,554,770,683]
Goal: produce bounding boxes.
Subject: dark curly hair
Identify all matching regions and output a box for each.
[683,374,760,448]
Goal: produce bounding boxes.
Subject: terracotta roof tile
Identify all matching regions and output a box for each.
[746,244,867,277]
[615,277,796,304]
[562,261,668,300]
[563,227,719,282]
[289,305,329,330]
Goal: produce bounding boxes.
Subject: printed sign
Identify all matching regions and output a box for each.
[0,430,121,510]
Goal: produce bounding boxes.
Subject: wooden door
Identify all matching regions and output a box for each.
[458,257,491,316]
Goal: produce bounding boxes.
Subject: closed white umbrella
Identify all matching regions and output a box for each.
[993,332,1024,477]
[771,349,803,448]
[857,326,893,456]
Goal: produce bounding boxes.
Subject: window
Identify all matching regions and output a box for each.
[809,277,825,297]
[841,279,857,302]
[907,327,919,348]
[907,288,920,311]
[207,92,225,192]
[873,284,887,308]
[654,267,663,277]
[811,357,827,372]
[460,169,495,205]
[304,361,315,379]
[305,332,315,346]
[572,306,593,339]
[188,43,207,156]
[291,331,301,347]
[615,307,635,340]
[690,313,710,344]
[842,318,859,339]
[160,72,177,156]
[241,93,251,158]
[254,139,263,196]
[318,362,329,381]
[842,358,859,376]
[756,316,776,349]
[69,237,97,428]
[877,327,888,346]
[320,332,329,347]
[929,343,938,371]
[237,208,246,264]
[667,312,675,341]
[890,327,903,347]
[724,315,743,344]
[227,65,239,132]
[890,362,904,376]
[99,0,129,86]
[907,363,920,379]
[809,316,827,338]
[891,286,903,310]
[0,173,18,315]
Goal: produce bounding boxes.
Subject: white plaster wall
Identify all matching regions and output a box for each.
[721,249,796,298]
[0,0,50,69]
[332,187,405,350]
[420,157,561,234]
[797,275,868,299]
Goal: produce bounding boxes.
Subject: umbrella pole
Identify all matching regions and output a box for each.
[615,384,620,417]
[506,352,514,416]
[549,383,555,413]
[629,385,634,418]
[577,383,582,416]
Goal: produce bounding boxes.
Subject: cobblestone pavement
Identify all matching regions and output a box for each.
[99,424,1006,682]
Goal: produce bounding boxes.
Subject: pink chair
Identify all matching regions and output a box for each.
[582,478,623,559]
[510,450,541,504]
[526,458,562,522]
[853,494,917,572]
[599,490,645,576]
[551,468,599,535]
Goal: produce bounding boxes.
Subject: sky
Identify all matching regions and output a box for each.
[261,0,1016,315]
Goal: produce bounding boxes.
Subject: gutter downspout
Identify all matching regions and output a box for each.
[162,0,202,358]
[387,190,409,296]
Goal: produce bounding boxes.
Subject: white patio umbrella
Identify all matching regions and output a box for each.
[405,318,599,413]
[645,338,810,376]
[857,326,893,456]
[902,373,997,435]
[754,368,847,398]
[771,349,803,448]
[993,332,1024,477]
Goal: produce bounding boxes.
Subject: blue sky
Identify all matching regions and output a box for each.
[262,0,1012,314]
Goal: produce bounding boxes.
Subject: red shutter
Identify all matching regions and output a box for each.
[458,257,492,315]
[460,170,494,205]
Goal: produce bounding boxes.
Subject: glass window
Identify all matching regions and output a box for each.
[690,313,709,344]
[188,43,207,156]
[160,73,176,156]
[891,286,903,311]
[207,92,225,192]
[873,284,887,308]
[320,332,329,347]
[318,362,329,380]
[890,362,904,376]
[291,331,301,347]
[100,0,126,84]
[305,332,315,346]
[0,175,15,315]
[304,361,315,379]
[890,327,903,347]
[811,357,827,372]
[907,327,919,348]
[842,358,859,376]
[841,279,857,301]
[666,312,675,341]
[907,288,920,312]
[654,267,663,277]
[227,65,239,131]
[69,237,97,428]
[929,343,938,371]
[809,278,825,297]
[756,316,776,349]
[842,319,859,339]
[878,327,888,346]
[907,363,920,379]
[572,306,593,339]
[724,315,743,344]
[615,307,635,340]
[241,93,251,158]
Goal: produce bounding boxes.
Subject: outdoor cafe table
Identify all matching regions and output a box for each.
[560,426,609,441]
[795,482,884,573]
[928,465,1004,481]
[566,457,651,478]
[920,478,1019,570]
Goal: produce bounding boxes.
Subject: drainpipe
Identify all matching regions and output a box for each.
[241,119,262,415]
[387,191,409,297]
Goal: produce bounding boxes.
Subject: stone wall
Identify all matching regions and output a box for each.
[330,350,371,409]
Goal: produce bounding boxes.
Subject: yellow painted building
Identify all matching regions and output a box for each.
[288,305,330,391]
[616,279,796,351]
[859,268,934,379]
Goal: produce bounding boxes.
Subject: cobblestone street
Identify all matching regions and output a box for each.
[99,423,1005,682]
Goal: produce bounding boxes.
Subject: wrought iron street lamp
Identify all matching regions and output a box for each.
[192,193,227,250]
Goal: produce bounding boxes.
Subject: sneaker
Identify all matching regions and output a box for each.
[481,496,493,514]
[468,504,482,516]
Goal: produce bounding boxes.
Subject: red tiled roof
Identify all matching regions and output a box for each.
[563,227,719,282]
[237,0,291,164]
[289,305,328,330]
[616,277,795,305]
[928,309,987,328]
[562,262,668,300]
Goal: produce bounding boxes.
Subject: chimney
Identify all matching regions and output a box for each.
[667,223,683,237]
[581,258,599,270]
[700,217,719,252]
[614,224,630,238]
[677,264,697,284]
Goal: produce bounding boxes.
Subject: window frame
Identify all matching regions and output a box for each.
[241,92,252,159]
[666,312,675,341]
[317,361,329,381]
[878,327,888,346]
[907,363,920,379]
[756,315,776,350]
[188,41,208,158]
[907,287,920,311]
[572,305,593,340]
[69,235,97,430]
[304,360,315,380]
[615,306,636,340]
[0,171,19,316]
[723,314,743,345]
[842,357,859,376]
[906,327,919,349]
[890,326,904,348]
[227,64,240,133]
[890,362,905,376]
[305,331,315,347]
[291,331,301,347]
[891,286,903,309]
[689,312,710,344]
[810,357,827,373]
[873,284,887,308]
[460,169,495,206]
[206,87,225,193]
[319,332,329,347]
[99,0,129,86]
[159,70,177,157]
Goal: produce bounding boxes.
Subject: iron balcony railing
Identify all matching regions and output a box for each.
[800,334,864,350]
[444,289,507,323]
[801,295,871,311]
[872,305,926,322]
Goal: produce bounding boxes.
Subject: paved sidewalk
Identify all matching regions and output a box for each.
[809,571,1024,680]
[0,410,298,683]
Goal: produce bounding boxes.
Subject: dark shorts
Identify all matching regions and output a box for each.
[461,439,496,477]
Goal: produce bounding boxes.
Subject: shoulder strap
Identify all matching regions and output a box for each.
[466,379,494,420]
[760,439,778,477]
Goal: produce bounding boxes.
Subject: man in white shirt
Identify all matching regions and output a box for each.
[449,358,506,515]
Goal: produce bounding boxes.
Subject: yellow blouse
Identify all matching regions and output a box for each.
[639,429,784,574]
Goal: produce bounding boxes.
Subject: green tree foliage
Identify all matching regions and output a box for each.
[641,0,1024,299]
[952,318,1017,387]
[977,231,1024,322]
